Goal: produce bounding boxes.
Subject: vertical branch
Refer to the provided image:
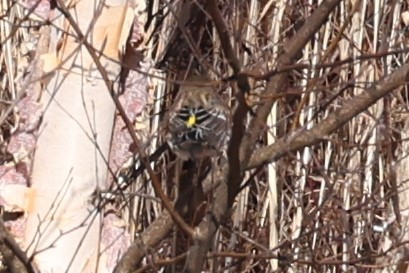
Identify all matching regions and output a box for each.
[206,0,250,205]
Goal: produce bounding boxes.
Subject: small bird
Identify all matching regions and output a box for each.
[165,76,230,160]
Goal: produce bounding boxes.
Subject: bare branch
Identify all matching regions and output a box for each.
[247,61,409,169]
[0,220,35,273]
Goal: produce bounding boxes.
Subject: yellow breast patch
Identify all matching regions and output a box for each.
[186,115,196,128]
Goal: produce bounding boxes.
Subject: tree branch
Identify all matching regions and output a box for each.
[246,61,409,169]
[0,220,35,273]
[240,0,342,169]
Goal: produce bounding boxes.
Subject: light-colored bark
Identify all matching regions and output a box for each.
[23,1,134,272]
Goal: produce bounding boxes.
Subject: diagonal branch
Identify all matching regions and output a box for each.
[240,0,342,169]
[246,61,409,169]
[0,220,35,273]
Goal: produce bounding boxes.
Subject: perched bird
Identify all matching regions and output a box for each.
[165,76,230,160]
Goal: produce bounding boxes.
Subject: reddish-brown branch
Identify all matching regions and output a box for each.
[246,61,409,169]
[240,0,342,171]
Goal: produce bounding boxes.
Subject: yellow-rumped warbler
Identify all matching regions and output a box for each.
[165,76,230,160]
